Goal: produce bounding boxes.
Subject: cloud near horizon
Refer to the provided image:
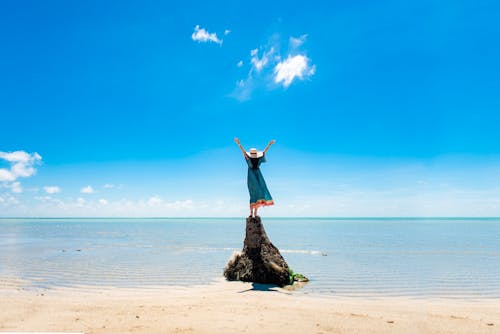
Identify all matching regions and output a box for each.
[3,196,220,217]
[44,186,61,194]
[4,186,500,217]
[9,182,23,193]
[80,185,94,194]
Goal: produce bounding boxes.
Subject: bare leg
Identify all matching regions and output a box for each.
[254,207,259,217]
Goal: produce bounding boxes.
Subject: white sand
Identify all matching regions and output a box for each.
[1,279,499,334]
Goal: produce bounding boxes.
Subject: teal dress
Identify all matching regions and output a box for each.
[246,154,274,208]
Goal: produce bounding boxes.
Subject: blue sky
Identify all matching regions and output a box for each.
[1,0,500,217]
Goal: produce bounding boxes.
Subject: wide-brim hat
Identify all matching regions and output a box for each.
[247,148,263,158]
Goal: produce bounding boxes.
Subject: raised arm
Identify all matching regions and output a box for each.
[263,139,276,154]
[234,138,248,158]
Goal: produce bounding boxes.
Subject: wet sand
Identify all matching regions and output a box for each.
[0,279,499,334]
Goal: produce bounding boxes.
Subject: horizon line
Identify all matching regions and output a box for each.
[1,216,500,220]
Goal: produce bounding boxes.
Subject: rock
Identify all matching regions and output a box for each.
[223,216,291,286]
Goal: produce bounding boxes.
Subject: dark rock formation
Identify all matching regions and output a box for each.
[224,216,290,286]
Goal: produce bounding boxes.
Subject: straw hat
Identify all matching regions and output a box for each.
[247,148,263,158]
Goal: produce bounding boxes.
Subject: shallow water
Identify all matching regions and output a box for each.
[0,217,499,299]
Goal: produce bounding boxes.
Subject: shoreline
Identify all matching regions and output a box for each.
[3,276,499,301]
[1,279,499,334]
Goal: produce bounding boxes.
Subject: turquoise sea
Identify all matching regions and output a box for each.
[0,218,499,299]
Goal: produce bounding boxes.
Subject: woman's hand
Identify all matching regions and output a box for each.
[234,137,240,145]
[263,139,275,154]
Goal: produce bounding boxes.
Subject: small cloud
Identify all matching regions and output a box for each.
[250,48,275,72]
[99,199,108,205]
[35,195,52,202]
[224,29,231,35]
[103,184,115,189]
[44,186,61,194]
[81,185,94,194]
[3,194,20,205]
[166,199,194,210]
[10,182,22,193]
[274,54,316,87]
[147,196,163,206]
[237,60,243,67]
[0,150,42,182]
[289,34,308,49]
[76,197,85,206]
[191,25,222,45]
[0,196,4,203]
[232,78,253,101]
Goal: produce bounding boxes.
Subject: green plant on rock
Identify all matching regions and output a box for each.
[288,268,309,285]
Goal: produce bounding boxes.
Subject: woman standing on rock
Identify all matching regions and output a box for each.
[234,138,275,217]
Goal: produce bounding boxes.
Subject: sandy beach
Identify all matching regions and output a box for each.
[1,279,499,334]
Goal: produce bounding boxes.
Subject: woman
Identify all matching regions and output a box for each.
[234,138,276,217]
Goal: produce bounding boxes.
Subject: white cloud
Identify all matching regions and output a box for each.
[274,54,316,87]
[3,196,224,217]
[232,47,278,100]
[232,33,315,100]
[224,29,231,35]
[35,195,52,201]
[289,34,308,49]
[147,196,163,206]
[76,197,85,206]
[0,151,40,163]
[191,25,222,45]
[0,150,42,182]
[250,47,274,72]
[81,186,94,194]
[4,193,20,205]
[0,170,14,182]
[166,199,194,210]
[103,184,115,189]
[10,182,22,193]
[44,186,61,194]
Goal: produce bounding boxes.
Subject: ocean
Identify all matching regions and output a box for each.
[0,217,499,299]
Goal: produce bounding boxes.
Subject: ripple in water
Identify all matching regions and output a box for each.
[0,218,499,299]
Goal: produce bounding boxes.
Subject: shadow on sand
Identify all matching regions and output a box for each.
[237,282,291,295]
